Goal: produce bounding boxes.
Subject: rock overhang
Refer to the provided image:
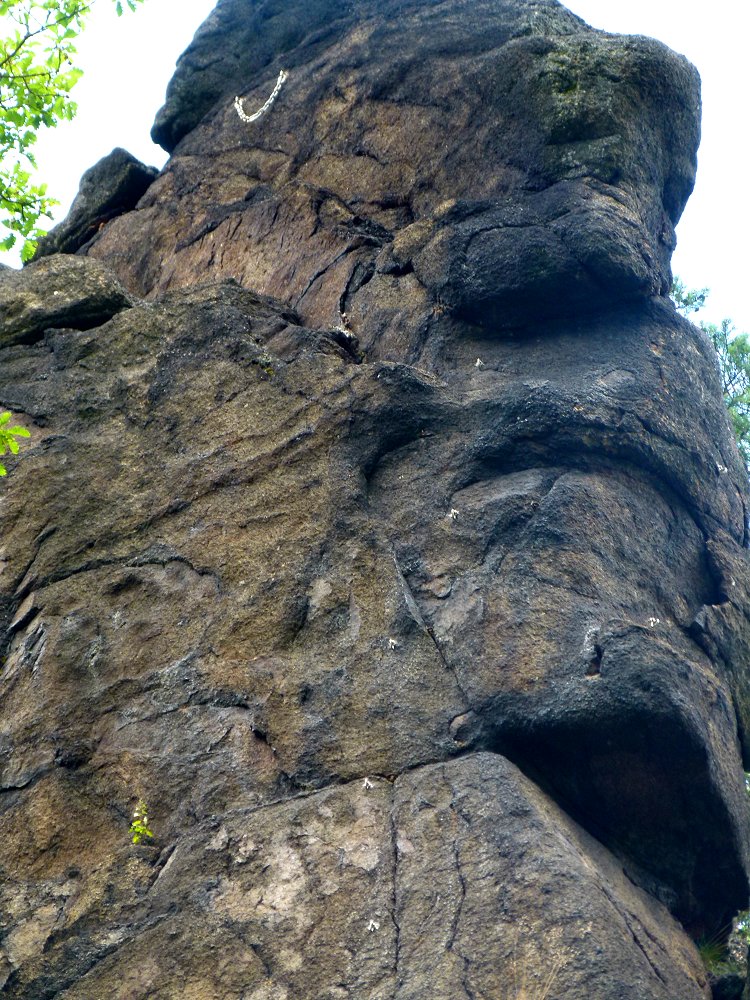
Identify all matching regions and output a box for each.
[87,0,700,337]
[1,1,748,996]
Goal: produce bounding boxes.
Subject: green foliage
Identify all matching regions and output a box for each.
[0,410,30,475]
[670,279,750,471]
[736,910,750,949]
[697,931,728,973]
[697,911,750,976]
[129,798,154,845]
[0,0,144,259]
[670,276,709,318]
[703,319,750,470]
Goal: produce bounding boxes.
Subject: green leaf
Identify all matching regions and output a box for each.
[0,0,144,252]
[20,239,37,263]
[670,277,709,318]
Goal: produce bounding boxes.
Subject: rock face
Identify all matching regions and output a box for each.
[95,0,700,336]
[32,148,158,260]
[1,1,749,997]
[0,255,132,346]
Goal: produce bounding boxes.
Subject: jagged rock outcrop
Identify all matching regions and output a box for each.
[1,1,749,997]
[93,0,700,337]
[32,149,158,259]
[0,255,132,346]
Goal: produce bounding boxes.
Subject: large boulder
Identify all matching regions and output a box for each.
[91,0,699,338]
[32,148,158,259]
[0,255,131,346]
[4,755,710,998]
[0,0,747,996]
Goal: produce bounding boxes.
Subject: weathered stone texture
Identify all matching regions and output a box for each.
[0,255,131,346]
[0,0,748,997]
[32,148,158,260]
[392,755,709,999]
[91,0,701,339]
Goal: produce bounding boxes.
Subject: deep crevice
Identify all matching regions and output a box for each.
[391,549,473,710]
[388,792,403,989]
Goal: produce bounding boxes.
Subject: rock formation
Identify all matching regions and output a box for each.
[2,0,750,996]
[33,149,158,260]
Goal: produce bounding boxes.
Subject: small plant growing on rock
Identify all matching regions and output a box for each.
[697,931,728,972]
[697,914,750,977]
[129,799,154,845]
[0,412,30,476]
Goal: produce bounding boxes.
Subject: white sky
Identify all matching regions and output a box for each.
[2,0,747,331]
[0,0,216,252]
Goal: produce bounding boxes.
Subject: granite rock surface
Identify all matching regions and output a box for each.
[1,1,748,997]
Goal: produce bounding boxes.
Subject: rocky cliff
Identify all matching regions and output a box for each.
[2,0,750,997]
